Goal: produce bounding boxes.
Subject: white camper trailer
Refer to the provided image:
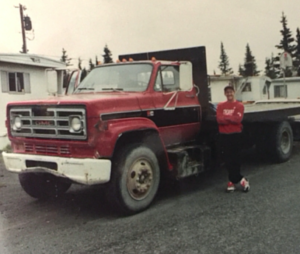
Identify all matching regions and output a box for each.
[235,76,272,102]
[271,77,300,99]
[209,75,239,103]
[0,53,66,149]
[209,75,271,103]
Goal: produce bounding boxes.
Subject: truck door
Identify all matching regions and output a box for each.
[151,64,200,146]
[135,66,156,111]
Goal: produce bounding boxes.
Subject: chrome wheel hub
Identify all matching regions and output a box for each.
[127,158,153,200]
[280,131,291,154]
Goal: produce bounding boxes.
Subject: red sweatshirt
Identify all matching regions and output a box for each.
[216,100,244,134]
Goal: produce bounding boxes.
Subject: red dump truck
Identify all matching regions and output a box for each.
[3,46,300,214]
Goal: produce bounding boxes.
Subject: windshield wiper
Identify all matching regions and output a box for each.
[102,88,124,91]
[77,87,95,91]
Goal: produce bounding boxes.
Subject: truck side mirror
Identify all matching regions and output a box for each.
[46,69,58,95]
[179,61,193,91]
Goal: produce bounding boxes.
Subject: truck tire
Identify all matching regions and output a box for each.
[255,127,269,157]
[107,145,160,215]
[269,121,293,162]
[19,173,72,199]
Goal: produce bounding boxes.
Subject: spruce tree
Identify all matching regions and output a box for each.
[80,68,88,82]
[60,48,71,88]
[242,44,260,76]
[78,58,82,70]
[89,58,95,71]
[95,55,99,66]
[218,42,233,75]
[265,58,271,77]
[238,64,244,76]
[274,13,296,77]
[265,54,277,79]
[60,48,71,66]
[103,45,113,63]
[275,13,296,56]
[295,28,300,76]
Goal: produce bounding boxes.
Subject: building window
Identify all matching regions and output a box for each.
[9,73,24,92]
[1,71,31,93]
[274,85,287,98]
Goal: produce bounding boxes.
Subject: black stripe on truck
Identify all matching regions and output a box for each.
[101,106,200,127]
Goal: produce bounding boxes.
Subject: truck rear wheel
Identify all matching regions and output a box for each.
[19,173,72,199]
[107,145,160,215]
[270,121,293,162]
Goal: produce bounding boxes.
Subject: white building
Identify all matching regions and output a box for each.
[209,75,239,103]
[0,53,66,149]
[209,75,272,103]
[271,77,300,99]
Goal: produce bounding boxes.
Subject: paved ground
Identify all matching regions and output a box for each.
[0,145,300,254]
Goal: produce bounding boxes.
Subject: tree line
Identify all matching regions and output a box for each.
[219,12,300,79]
[60,44,113,83]
[60,13,300,81]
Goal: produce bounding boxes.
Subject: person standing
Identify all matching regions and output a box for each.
[216,85,250,192]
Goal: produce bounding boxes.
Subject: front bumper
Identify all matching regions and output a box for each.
[2,152,111,185]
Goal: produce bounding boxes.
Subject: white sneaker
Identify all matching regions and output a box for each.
[240,178,250,192]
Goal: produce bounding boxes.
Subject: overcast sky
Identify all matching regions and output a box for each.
[0,0,299,74]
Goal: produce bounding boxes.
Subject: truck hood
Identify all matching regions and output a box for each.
[7,92,143,117]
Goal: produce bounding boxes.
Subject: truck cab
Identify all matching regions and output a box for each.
[72,60,200,146]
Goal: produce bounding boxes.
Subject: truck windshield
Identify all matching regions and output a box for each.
[75,63,153,93]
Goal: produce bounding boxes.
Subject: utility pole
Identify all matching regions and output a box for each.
[15,4,32,53]
[19,4,27,53]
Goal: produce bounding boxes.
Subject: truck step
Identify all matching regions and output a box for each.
[167,145,211,179]
[167,145,202,153]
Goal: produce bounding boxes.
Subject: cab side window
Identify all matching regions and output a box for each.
[154,66,179,92]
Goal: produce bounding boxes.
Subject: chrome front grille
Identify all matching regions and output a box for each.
[10,106,86,140]
[24,143,71,155]
[24,143,34,152]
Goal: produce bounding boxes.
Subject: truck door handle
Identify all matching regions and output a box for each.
[185,94,195,98]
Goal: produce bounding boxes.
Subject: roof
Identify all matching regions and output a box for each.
[209,75,271,84]
[209,75,240,81]
[272,77,300,83]
[97,60,178,65]
[0,53,67,69]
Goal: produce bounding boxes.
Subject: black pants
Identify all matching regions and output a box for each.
[219,133,243,184]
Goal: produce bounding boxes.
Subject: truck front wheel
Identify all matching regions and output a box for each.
[107,145,160,215]
[19,173,72,199]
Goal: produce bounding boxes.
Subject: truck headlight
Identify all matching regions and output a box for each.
[70,117,82,132]
[13,116,22,131]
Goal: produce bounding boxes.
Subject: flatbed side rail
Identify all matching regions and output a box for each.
[244,100,300,122]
